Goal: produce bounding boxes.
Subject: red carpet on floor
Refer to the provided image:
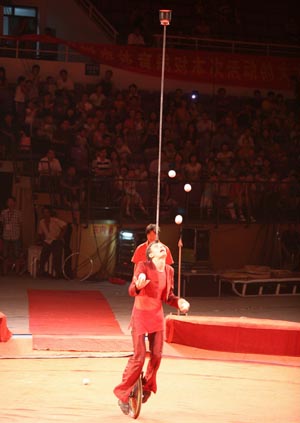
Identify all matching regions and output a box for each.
[28,289,123,336]
[28,289,127,351]
[165,315,300,357]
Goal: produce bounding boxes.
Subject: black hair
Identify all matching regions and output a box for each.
[145,223,160,235]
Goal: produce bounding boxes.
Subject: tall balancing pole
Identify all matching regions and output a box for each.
[155,9,172,238]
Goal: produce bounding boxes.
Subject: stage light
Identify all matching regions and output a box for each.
[120,231,134,241]
[184,183,192,192]
[190,90,199,101]
[168,169,176,178]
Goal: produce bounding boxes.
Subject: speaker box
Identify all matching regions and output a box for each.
[182,228,210,263]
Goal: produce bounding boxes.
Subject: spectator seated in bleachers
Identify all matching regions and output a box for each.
[38,148,62,192]
[91,147,113,178]
[0,112,19,159]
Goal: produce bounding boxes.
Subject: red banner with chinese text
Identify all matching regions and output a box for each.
[13,34,300,90]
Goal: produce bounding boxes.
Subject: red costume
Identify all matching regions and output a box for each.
[113,259,180,403]
[131,241,174,265]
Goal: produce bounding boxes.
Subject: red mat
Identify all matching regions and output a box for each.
[0,312,12,342]
[166,315,300,357]
[28,289,123,336]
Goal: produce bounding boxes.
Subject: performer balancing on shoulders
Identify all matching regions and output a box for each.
[114,240,190,415]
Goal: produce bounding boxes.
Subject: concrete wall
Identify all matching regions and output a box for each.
[7,0,113,43]
[160,223,279,271]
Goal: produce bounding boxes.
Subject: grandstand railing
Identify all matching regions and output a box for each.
[153,34,300,57]
[0,35,88,62]
[1,33,300,63]
[51,175,300,226]
[14,157,299,226]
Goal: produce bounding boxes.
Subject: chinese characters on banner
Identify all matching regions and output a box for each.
[15,34,300,90]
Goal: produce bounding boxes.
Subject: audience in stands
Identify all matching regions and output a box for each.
[0,60,299,225]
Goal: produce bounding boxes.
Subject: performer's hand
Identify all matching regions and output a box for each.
[135,273,150,290]
[178,298,190,313]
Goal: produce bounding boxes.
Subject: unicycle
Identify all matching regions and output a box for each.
[128,373,143,419]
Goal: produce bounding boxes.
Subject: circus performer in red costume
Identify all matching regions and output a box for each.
[114,240,190,415]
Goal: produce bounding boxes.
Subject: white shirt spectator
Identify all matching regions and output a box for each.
[127,27,145,46]
[38,217,66,244]
[38,155,62,175]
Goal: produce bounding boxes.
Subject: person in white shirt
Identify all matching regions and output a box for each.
[127,26,145,46]
[38,149,62,176]
[56,69,74,93]
[92,148,112,177]
[14,75,26,122]
[37,206,67,278]
[38,149,62,193]
[89,84,106,108]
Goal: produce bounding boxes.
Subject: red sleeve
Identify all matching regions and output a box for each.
[128,261,146,297]
[165,266,180,308]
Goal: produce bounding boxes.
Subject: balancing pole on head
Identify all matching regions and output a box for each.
[155,9,172,239]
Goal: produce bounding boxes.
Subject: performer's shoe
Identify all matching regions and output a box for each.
[141,374,151,403]
[118,399,129,415]
[142,390,151,403]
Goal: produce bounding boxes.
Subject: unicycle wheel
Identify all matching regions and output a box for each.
[128,374,142,419]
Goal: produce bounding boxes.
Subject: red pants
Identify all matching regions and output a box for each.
[113,329,164,403]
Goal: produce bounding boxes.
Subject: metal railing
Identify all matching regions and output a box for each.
[2,32,299,64]
[13,156,298,226]
[153,34,300,57]
[3,152,300,225]
[0,35,88,62]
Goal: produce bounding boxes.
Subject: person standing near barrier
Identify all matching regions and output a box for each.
[0,196,22,275]
[37,206,67,279]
